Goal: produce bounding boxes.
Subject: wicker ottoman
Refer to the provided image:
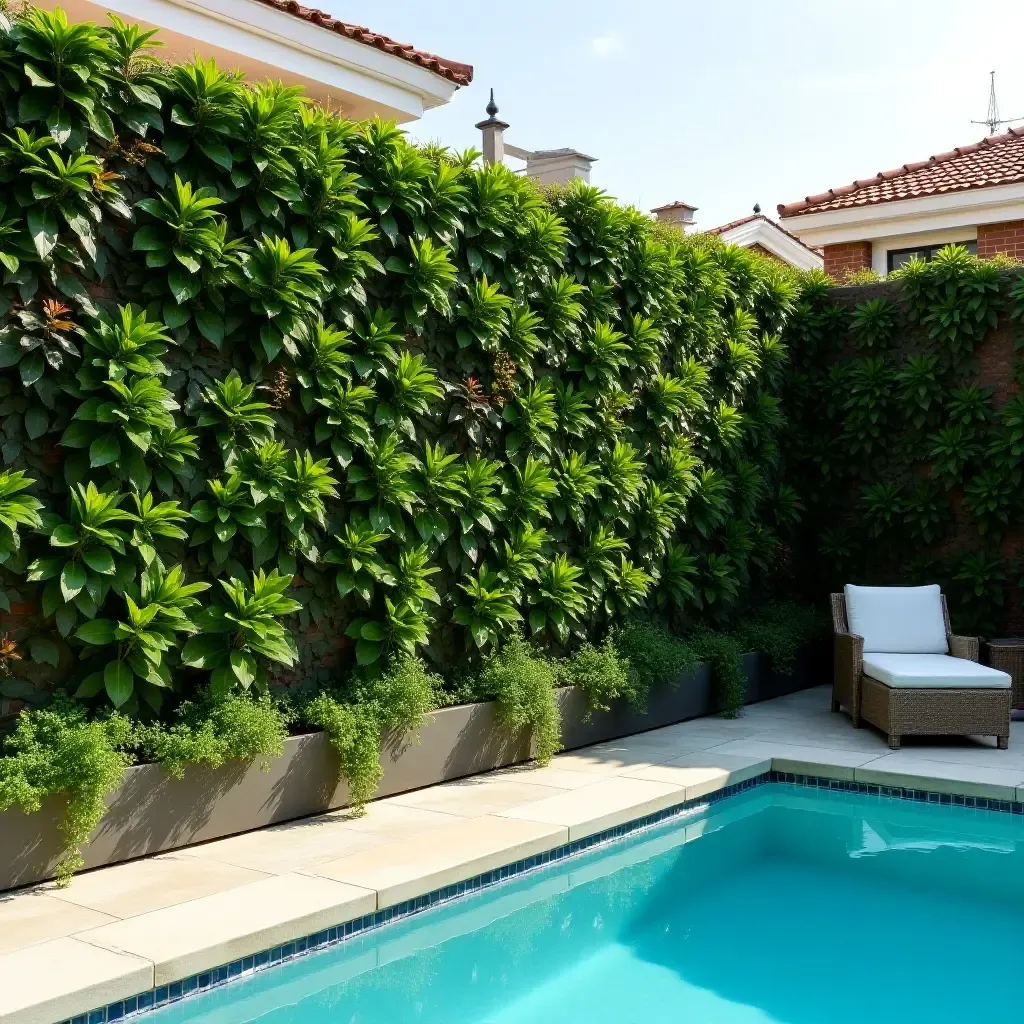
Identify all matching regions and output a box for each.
[987,639,1024,708]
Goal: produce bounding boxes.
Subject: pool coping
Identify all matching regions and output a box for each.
[52,765,1024,1024]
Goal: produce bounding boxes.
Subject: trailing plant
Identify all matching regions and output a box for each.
[610,620,698,707]
[0,693,133,884]
[303,655,439,806]
[477,635,560,763]
[688,629,746,717]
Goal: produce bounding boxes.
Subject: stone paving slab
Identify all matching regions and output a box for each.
[0,936,152,1024]
[78,872,376,988]
[311,814,566,907]
[7,684,1024,1022]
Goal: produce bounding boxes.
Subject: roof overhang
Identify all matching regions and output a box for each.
[42,0,460,121]
[716,218,823,271]
[779,181,1024,247]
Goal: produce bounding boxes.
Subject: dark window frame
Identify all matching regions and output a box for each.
[886,240,976,273]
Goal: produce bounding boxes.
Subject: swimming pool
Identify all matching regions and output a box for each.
[144,783,1024,1023]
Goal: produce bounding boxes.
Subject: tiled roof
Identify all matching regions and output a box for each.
[252,1,473,86]
[778,127,1024,217]
[651,200,697,213]
[706,213,822,255]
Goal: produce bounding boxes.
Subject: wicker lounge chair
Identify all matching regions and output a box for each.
[831,585,1011,750]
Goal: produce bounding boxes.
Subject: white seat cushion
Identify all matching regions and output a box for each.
[862,653,1010,689]
[844,584,948,654]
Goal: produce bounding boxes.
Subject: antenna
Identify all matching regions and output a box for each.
[971,71,1024,135]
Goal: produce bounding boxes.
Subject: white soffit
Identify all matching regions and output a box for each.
[45,0,459,121]
[718,219,823,271]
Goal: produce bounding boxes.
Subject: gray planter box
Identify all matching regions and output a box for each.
[0,699,534,892]
[557,664,713,750]
[0,645,821,891]
[0,670,708,891]
[742,643,828,705]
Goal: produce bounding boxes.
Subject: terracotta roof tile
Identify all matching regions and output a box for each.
[778,127,1024,217]
[252,1,473,86]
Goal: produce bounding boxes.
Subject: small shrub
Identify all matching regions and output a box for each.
[478,636,560,763]
[0,694,133,884]
[557,638,633,715]
[688,629,746,717]
[138,694,287,778]
[733,601,827,675]
[610,620,698,706]
[841,267,882,287]
[358,655,441,734]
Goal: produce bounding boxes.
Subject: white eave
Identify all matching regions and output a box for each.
[779,181,1024,247]
[716,219,823,271]
[48,0,461,121]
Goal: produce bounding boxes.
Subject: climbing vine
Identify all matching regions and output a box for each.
[785,246,1024,634]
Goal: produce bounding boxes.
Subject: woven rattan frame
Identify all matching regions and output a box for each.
[830,592,1009,750]
[987,641,1024,708]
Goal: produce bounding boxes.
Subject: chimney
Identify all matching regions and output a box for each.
[475,89,508,165]
[651,201,698,233]
[518,149,597,186]
[477,92,598,184]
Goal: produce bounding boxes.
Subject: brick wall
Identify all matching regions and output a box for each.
[977,220,1024,261]
[823,241,872,281]
[748,242,785,264]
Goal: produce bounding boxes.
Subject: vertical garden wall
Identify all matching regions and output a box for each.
[0,6,828,879]
[783,249,1024,635]
[0,6,803,713]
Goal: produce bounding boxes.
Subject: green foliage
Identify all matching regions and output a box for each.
[610,620,698,705]
[137,693,287,778]
[688,629,746,717]
[850,297,897,348]
[733,602,827,674]
[303,655,439,806]
[784,247,1024,634]
[556,637,634,715]
[477,636,560,763]
[0,694,132,883]
[182,570,300,695]
[0,5,814,871]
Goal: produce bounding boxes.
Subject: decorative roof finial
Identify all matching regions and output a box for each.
[753,203,761,214]
[485,88,498,118]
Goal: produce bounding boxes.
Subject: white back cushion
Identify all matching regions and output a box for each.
[844,584,948,654]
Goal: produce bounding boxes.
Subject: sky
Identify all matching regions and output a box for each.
[335,0,1024,229]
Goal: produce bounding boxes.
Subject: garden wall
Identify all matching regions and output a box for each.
[784,261,1024,636]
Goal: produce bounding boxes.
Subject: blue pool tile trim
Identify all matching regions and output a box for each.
[56,769,1024,1023]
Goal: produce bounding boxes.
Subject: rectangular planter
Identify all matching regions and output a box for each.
[0,698,534,892]
[742,641,829,705]
[557,664,713,750]
[0,644,823,891]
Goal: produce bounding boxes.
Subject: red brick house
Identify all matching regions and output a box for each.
[778,127,1024,280]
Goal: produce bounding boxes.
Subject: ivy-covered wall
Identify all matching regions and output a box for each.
[784,249,1024,635]
[0,7,803,718]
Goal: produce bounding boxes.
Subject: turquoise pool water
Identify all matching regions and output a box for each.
[149,785,1024,1023]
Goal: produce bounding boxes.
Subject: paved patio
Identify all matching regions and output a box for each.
[4,683,1024,1023]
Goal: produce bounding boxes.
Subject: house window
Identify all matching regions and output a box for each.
[886,240,976,273]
